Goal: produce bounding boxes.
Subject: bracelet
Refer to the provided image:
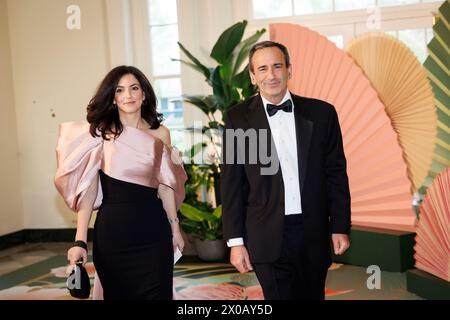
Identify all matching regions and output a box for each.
[74,240,88,252]
[168,217,179,224]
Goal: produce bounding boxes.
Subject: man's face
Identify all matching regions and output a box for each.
[249,47,291,104]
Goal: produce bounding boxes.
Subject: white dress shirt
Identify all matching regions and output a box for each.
[227,91,302,247]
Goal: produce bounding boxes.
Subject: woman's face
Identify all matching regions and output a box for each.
[113,73,145,114]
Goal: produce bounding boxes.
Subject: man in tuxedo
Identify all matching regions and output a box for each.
[220,41,351,300]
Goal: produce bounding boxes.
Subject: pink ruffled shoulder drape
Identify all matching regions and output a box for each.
[54,120,187,213]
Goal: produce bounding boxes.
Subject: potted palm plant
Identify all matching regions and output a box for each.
[176,20,266,261]
[180,202,225,261]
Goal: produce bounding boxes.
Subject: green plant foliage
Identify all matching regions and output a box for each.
[174,20,266,240]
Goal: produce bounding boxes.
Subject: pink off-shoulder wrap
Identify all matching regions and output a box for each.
[54,120,187,212]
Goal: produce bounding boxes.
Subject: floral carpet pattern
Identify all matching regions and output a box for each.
[0,255,419,299]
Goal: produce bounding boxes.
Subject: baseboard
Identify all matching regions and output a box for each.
[0,229,94,251]
[332,226,416,272]
[0,228,199,256]
[406,268,450,300]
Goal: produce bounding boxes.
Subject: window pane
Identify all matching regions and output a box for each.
[154,78,184,129]
[252,0,292,19]
[169,128,185,151]
[335,0,375,11]
[378,0,419,7]
[151,25,180,76]
[385,30,398,37]
[294,0,333,15]
[398,28,427,63]
[327,35,344,48]
[148,0,177,25]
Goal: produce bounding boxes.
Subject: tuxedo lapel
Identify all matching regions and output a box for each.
[292,94,313,194]
[245,95,270,132]
[245,95,282,177]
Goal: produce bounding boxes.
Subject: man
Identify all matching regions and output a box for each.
[220,41,351,300]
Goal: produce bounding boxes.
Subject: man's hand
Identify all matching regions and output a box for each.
[332,233,350,255]
[230,245,253,273]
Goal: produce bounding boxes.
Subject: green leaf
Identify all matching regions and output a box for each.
[210,21,247,64]
[180,203,206,222]
[233,65,247,87]
[207,121,220,130]
[203,95,219,114]
[172,58,208,80]
[179,219,203,238]
[212,205,222,219]
[185,142,206,159]
[184,95,211,116]
[177,42,211,79]
[234,65,257,98]
[229,88,240,106]
[219,55,234,83]
[206,68,215,86]
[232,28,266,78]
[211,67,226,104]
[241,82,258,98]
[180,203,219,222]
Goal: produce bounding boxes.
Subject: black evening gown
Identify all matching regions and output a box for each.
[93,170,174,300]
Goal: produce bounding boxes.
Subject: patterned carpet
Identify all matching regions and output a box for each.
[0,255,421,300]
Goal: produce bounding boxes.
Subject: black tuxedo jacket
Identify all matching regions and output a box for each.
[220,93,351,269]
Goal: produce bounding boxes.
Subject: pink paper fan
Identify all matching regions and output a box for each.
[414,167,450,282]
[270,23,416,231]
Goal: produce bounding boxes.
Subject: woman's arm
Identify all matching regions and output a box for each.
[158,184,182,236]
[67,176,98,265]
[157,125,185,251]
[75,177,98,242]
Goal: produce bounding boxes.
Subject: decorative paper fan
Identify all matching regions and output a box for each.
[270,23,416,231]
[421,0,450,192]
[414,167,450,282]
[346,33,437,193]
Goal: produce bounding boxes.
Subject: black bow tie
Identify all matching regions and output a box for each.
[266,99,293,117]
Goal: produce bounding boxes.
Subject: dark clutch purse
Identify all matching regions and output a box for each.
[67,261,91,299]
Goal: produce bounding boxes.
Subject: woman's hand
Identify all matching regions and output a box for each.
[67,246,87,266]
[172,230,185,253]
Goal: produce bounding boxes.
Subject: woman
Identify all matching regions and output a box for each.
[54,65,187,299]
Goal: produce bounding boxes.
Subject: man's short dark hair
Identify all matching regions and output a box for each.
[248,41,291,73]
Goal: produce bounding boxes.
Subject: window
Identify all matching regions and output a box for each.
[249,0,439,64]
[252,0,442,17]
[386,27,433,63]
[293,0,333,15]
[327,35,345,48]
[148,0,184,148]
[334,0,376,11]
[252,0,292,19]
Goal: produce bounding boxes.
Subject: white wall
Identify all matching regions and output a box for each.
[6,0,111,231]
[0,0,24,236]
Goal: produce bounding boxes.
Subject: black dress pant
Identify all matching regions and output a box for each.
[253,214,328,300]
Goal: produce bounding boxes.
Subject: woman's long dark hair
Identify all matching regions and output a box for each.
[86,65,163,140]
